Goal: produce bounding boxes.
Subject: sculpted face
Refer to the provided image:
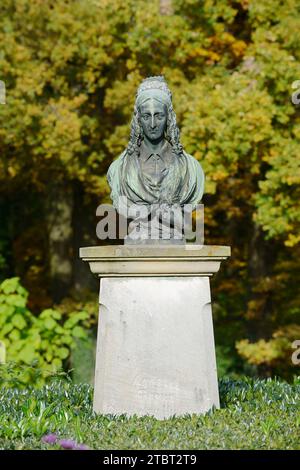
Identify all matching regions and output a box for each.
[139,98,167,143]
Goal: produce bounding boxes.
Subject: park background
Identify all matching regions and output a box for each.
[0,0,300,387]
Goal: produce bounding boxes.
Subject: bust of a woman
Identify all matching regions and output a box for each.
[107,76,204,243]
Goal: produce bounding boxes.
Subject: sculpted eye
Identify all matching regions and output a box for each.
[142,114,150,120]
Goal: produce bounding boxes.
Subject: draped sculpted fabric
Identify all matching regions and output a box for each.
[107,145,204,209]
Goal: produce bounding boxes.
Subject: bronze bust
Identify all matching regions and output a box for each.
[107,76,204,243]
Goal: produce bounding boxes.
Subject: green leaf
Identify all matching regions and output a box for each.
[45,351,53,362]
[44,318,57,330]
[0,323,14,337]
[16,285,29,298]
[60,335,73,346]
[22,345,36,364]
[73,311,89,320]
[56,347,69,359]
[6,294,27,308]
[51,310,62,320]
[0,304,15,318]
[11,314,27,329]
[8,329,21,341]
[72,326,87,339]
[64,317,79,329]
[0,277,20,295]
[40,339,50,350]
[55,325,64,334]
[40,309,59,319]
[52,358,62,369]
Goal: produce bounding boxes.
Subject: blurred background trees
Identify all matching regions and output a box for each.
[0,0,299,380]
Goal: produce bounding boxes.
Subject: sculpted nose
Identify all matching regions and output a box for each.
[151,115,155,128]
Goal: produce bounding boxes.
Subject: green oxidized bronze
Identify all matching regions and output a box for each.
[107,76,205,243]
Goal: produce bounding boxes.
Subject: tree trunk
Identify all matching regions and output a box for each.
[247,223,277,340]
[72,182,98,293]
[46,181,74,303]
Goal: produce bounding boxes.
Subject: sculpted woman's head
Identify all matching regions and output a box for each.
[127,76,183,156]
[138,98,168,144]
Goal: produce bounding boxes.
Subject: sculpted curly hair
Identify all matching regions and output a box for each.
[126,100,183,157]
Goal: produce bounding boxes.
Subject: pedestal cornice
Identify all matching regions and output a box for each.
[79,245,230,277]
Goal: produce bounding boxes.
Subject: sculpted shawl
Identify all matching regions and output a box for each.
[107,143,205,211]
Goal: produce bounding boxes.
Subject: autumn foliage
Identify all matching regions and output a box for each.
[0,0,299,377]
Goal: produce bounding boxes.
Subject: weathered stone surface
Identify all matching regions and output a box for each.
[80,244,230,258]
[80,244,230,418]
[94,276,219,419]
[79,244,231,277]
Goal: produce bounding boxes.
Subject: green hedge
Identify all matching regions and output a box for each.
[0,376,299,450]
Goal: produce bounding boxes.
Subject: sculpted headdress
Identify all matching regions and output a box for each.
[127,76,182,156]
[136,76,172,108]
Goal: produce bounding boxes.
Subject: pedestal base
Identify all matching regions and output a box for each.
[94,276,219,419]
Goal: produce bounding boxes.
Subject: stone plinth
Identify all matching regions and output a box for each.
[79,245,230,419]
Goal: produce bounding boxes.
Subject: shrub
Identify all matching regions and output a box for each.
[0,376,299,449]
[0,277,89,383]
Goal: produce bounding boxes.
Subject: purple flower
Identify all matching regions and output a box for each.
[75,443,89,450]
[59,439,78,450]
[42,433,58,445]
[42,434,89,450]
[59,439,90,450]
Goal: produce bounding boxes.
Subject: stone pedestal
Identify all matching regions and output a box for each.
[80,245,230,419]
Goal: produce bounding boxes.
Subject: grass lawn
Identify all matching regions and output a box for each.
[0,376,299,450]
